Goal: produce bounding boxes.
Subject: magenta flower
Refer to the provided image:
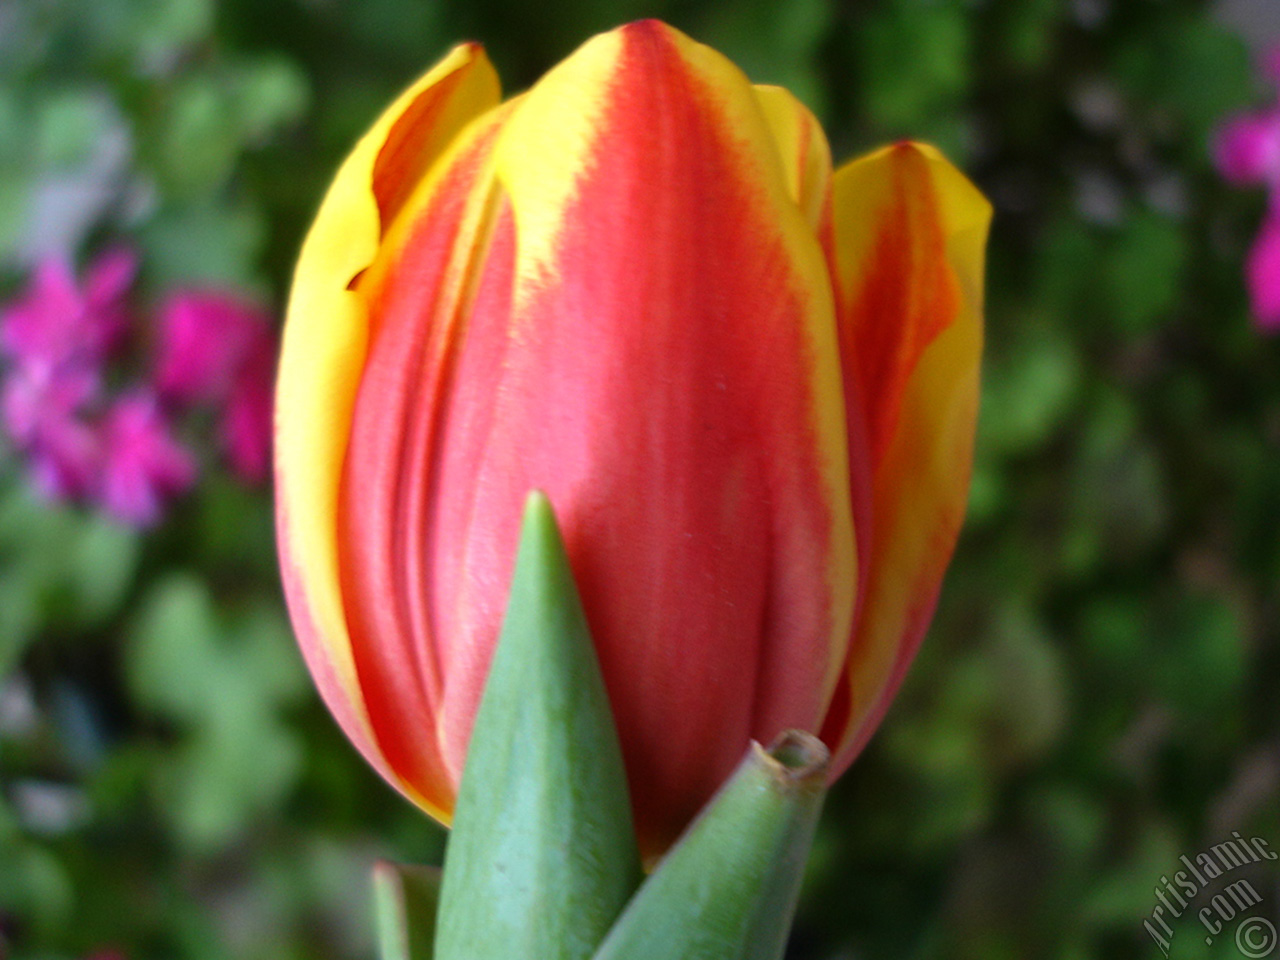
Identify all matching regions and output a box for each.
[153,290,276,482]
[97,391,196,526]
[1246,214,1280,331]
[1264,44,1280,87]
[0,248,273,523]
[220,354,273,483]
[1214,43,1280,333]
[0,249,134,368]
[1,363,101,499]
[1213,111,1280,188]
[0,250,132,503]
[154,292,270,403]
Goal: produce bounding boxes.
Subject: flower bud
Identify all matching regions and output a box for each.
[276,21,990,853]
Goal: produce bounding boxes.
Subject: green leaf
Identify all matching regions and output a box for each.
[0,840,73,935]
[127,575,220,720]
[1102,211,1189,336]
[979,319,1081,458]
[0,483,139,674]
[434,492,641,960]
[157,76,242,197]
[374,862,441,960]
[35,89,120,170]
[66,514,141,627]
[1112,15,1253,145]
[234,57,310,141]
[139,197,266,289]
[126,576,307,849]
[591,732,829,960]
[127,0,215,67]
[859,0,971,135]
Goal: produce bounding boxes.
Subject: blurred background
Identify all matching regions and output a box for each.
[2,0,1279,957]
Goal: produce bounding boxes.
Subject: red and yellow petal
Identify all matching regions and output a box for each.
[751,84,833,235]
[274,43,500,820]
[337,102,519,821]
[819,143,991,772]
[279,22,980,844]
[752,84,876,658]
[487,22,858,849]
[338,21,858,851]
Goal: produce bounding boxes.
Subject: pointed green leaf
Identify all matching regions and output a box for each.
[591,731,829,960]
[434,492,642,960]
[373,862,441,960]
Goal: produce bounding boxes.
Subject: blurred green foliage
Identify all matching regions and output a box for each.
[1,0,1278,958]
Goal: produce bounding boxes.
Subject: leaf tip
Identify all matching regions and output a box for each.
[754,730,829,792]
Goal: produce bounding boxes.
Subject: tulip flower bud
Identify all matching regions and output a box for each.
[276,20,991,854]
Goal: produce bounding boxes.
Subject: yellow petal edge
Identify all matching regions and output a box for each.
[274,44,500,814]
[829,142,992,764]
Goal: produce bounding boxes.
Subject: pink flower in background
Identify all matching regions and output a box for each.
[0,249,134,368]
[0,251,128,503]
[153,291,276,482]
[220,351,274,483]
[154,292,270,403]
[1215,43,1280,334]
[1246,215,1280,331]
[1263,45,1280,87]
[0,250,277,522]
[1,363,101,499]
[1213,111,1280,188]
[97,391,196,526]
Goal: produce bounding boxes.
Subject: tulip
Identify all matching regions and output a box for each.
[276,20,990,853]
